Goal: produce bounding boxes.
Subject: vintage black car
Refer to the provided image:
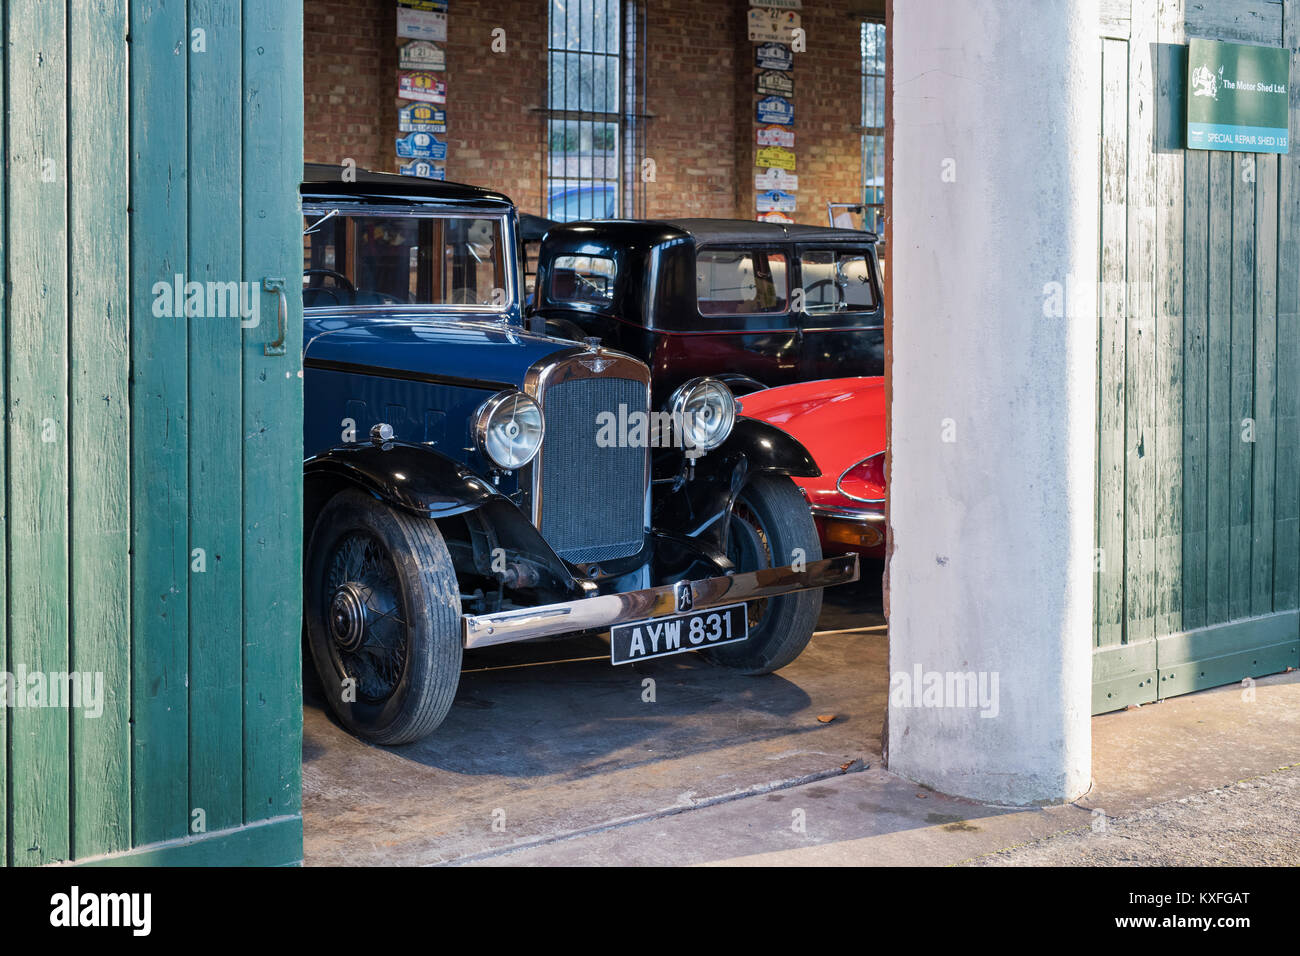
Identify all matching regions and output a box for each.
[529,219,885,397]
[299,165,859,744]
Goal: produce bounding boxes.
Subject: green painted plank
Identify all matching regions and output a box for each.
[1096,38,1128,650]
[6,0,71,867]
[241,0,304,822]
[1228,159,1256,621]
[1153,16,1185,639]
[1185,0,1283,46]
[1156,610,1299,698]
[1275,2,1300,613]
[130,0,191,847]
[0,4,8,869]
[1125,4,1158,649]
[1250,154,1278,617]
[188,0,245,836]
[1092,638,1158,715]
[68,0,131,860]
[1206,150,1233,624]
[72,814,301,867]
[1183,146,1210,631]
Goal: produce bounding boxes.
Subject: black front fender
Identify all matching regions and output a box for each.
[304,440,586,601]
[304,440,504,520]
[708,418,820,479]
[652,418,820,565]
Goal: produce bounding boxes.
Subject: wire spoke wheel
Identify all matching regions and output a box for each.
[323,531,410,702]
[305,489,462,745]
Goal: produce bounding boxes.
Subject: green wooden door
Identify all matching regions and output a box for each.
[1,0,303,866]
[1094,0,1300,713]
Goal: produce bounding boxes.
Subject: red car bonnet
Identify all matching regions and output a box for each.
[738,377,886,496]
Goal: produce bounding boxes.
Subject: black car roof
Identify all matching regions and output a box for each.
[541,217,877,247]
[301,162,514,208]
[663,218,877,244]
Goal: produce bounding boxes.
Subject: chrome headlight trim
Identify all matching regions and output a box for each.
[474,389,546,470]
[668,377,737,455]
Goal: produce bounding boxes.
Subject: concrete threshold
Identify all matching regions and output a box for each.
[459,671,1300,866]
[441,759,870,866]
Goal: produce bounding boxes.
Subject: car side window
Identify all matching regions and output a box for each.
[548,255,616,305]
[799,249,878,314]
[356,217,421,304]
[696,248,788,315]
[302,211,507,309]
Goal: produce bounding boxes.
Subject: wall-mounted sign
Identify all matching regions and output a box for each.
[756,70,794,97]
[748,9,800,43]
[1187,38,1290,153]
[399,101,446,133]
[399,0,448,10]
[399,40,445,71]
[757,124,795,148]
[396,131,449,161]
[758,211,794,224]
[757,95,793,125]
[755,168,798,191]
[756,189,797,213]
[756,145,796,170]
[755,42,793,71]
[399,71,446,103]
[749,0,801,8]
[398,7,447,41]
[399,159,446,180]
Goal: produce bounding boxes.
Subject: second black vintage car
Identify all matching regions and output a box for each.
[299,165,859,744]
[529,219,885,397]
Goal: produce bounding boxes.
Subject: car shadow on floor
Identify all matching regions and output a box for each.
[303,564,884,782]
[301,562,886,865]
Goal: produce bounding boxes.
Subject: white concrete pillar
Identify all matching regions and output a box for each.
[887,0,1099,804]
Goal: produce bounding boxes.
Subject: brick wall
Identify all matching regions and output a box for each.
[304,0,398,174]
[440,0,547,211]
[641,0,739,218]
[793,1,876,228]
[304,0,882,225]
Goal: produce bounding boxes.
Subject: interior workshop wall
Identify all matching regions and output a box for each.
[303,0,881,225]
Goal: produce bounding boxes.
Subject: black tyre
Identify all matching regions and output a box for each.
[703,475,823,674]
[305,489,462,745]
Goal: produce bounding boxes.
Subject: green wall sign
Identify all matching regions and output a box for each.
[1187,38,1290,153]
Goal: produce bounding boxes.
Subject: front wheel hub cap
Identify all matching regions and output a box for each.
[329,584,369,652]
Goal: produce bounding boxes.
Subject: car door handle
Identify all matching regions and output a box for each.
[262,276,287,356]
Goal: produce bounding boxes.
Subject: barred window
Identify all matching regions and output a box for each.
[546,0,646,222]
[861,19,886,235]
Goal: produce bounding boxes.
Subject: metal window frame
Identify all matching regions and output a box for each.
[543,0,647,221]
[860,18,886,234]
[300,204,516,315]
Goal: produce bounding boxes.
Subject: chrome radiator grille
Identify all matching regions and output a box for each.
[536,375,648,565]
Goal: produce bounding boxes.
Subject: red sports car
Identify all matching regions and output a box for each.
[736,377,887,558]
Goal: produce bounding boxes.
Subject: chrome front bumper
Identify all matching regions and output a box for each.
[811,504,885,524]
[462,554,860,649]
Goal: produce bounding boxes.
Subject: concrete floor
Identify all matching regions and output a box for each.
[303,569,888,866]
[471,671,1300,866]
[301,566,1300,866]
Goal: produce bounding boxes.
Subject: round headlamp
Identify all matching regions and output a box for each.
[669,377,737,454]
[474,390,545,470]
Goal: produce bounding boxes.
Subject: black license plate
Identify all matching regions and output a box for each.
[609,603,748,665]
